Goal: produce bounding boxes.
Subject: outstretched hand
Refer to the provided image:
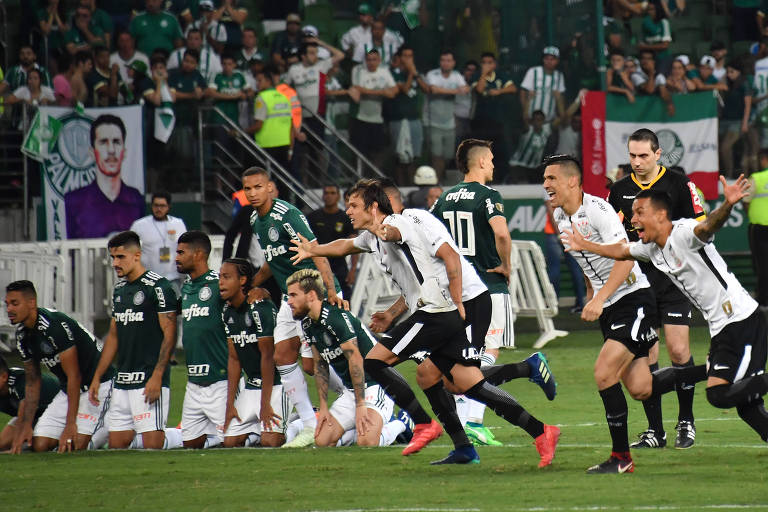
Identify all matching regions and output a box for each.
[289,233,314,265]
[722,174,750,206]
[560,223,585,252]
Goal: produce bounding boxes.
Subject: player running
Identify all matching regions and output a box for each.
[608,128,706,449]
[89,231,181,450]
[563,175,768,448]
[219,258,288,447]
[175,231,229,449]
[7,280,115,453]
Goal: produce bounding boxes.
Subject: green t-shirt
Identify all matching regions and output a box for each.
[689,69,719,85]
[430,181,509,294]
[16,307,114,390]
[35,8,67,52]
[4,64,52,90]
[303,302,376,389]
[64,23,105,49]
[112,270,179,389]
[386,66,421,121]
[180,270,228,384]
[222,299,280,389]
[129,11,183,55]
[0,368,60,419]
[210,71,248,124]
[250,199,340,294]
[472,71,514,123]
[168,68,207,126]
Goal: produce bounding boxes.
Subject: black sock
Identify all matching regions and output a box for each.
[482,362,530,385]
[674,357,696,422]
[423,381,471,448]
[464,380,545,438]
[599,383,630,453]
[707,375,768,408]
[643,362,664,434]
[651,366,677,396]
[736,399,768,442]
[364,359,432,425]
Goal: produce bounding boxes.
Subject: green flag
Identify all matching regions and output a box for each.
[21,110,63,162]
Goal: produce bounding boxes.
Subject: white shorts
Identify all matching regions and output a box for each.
[330,384,394,432]
[181,380,227,441]
[224,384,290,437]
[33,380,113,439]
[276,293,341,359]
[107,387,170,434]
[487,293,515,349]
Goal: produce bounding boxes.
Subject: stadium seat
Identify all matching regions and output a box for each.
[671,16,706,42]
[303,3,334,27]
[731,40,754,58]
[710,15,730,45]
[695,41,713,60]
[683,0,712,19]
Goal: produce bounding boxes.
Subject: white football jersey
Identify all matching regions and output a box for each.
[629,218,758,336]
[402,208,488,302]
[556,193,649,307]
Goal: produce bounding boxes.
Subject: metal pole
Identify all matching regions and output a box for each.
[546,0,554,45]
[23,105,29,240]
[596,0,606,91]
[197,106,205,202]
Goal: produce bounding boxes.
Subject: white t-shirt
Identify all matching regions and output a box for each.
[168,46,222,84]
[509,123,552,168]
[110,51,149,85]
[631,69,666,89]
[185,18,227,51]
[521,66,566,121]
[341,25,372,62]
[556,193,649,307]
[424,69,467,129]
[555,124,580,158]
[12,86,55,104]
[286,59,333,117]
[754,56,768,113]
[130,214,188,282]
[351,30,403,65]
[629,219,758,336]
[351,64,396,124]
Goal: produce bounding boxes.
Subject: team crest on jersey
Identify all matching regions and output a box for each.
[40,337,55,355]
[199,286,212,301]
[133,291,145,305]
[244,313,252,327]
[574,219,591,238]
[268,226,279,241]
[668,247,683,268]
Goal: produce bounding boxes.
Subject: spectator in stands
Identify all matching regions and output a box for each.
[168,28,222,84]
[659,0,686,18]
[86,45,120,107]
[720,61,754,178]
[0,45,52,98]
[207,52,250,126]
[126,60,152,104]
[472,52,516,183]
[271,13,302,73]
[605,164,629,189]
[666,58,696,94]
[323,62,351,177]
[606,49,635,103]
[110,32,148,87]
[387,46,427,185]
[733,0,762,42]
[521,46,565,124]
[341,3,375,64]
[426,186,443,209]
[604,21,626,55]
[691,56,728,92]
[406,165,438,209]
[168,49,206,127]
[212,0,248,53]
[236,27,262,71]
[632,49,675,115]
[64,4,105,55]
[247,65,293,171]
[52,53,74,106]
[187,0,227,54]
[130,0,184,56]
[553,91,587,160]
[509,110,551,183]
[5,69,55,117]
[710,41,728,82]
[307,185,356,298]
[352,19,402,66]
[99,0,132,34]
[36,0,68,73]
[637,3,671,62]
[69,50,91,105]
[349,49,398,172]
[454,60,477,146]
[425,50,469,183]
[78,0,114,50]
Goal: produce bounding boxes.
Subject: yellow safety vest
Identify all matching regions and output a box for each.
[749,169,768,225]
[254,88,292,148]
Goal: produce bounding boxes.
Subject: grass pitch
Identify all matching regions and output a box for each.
[2,325,768,512]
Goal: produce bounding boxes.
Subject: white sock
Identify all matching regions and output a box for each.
[454,395,470,426]
[129,434,143,449]
[285,418,303,443]
[163,428,183,449]
[329,366,345,394]
[379,420,406,446]
[203,434,223,449]
[88,426,109,450]
[337,429,357,446]
[278,363,317,429]
[466,352,497,425]
[244,433,261,447]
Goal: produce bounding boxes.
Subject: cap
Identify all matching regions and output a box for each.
[358,3,372,14]
[675,54,690,66]
[700,55,716,68]
[286,13,301,24]
[542,46,560,58]
[199,0,214,11]
[128,60,148,74]
[302,25,319,37]
[413,165,438,186]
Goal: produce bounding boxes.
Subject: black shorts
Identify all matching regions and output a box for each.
[381,309,480,376]
[599,288,659,358]
[641,262,693,327]
[708,308,768,383]
[463,291,492,351]
[350,119,386,154]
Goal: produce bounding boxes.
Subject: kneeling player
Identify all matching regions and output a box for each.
[286,269,398,447]
[220,258,288,447]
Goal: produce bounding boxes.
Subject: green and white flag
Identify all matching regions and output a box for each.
[21,111,63,162]
[154,83,175,143]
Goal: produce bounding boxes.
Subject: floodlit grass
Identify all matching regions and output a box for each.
[2,326,768,512]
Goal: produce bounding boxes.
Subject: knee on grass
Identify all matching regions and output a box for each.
[707,385,734,409]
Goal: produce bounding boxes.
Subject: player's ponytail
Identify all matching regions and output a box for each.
[223,258,255,295]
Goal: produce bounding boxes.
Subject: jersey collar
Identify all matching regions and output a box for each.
[631,165,666,190]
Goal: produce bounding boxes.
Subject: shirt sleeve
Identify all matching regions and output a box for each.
[222,308,231,337]
[253,94,268,121]
[521,68,534,90]
[628,241,653,262]
[352,232,373,252]
[253,302,277,338]
[382,68,396,88]
[331,309,358,343]
[319,59,333,74]
[484,189,505,221]
[679,176,707,220]
[16,329,32,362]
[385,214,417,245]
[675,218,709,250]
[590,199,628,244]
[153,279,179,313]
[47,318,76,354]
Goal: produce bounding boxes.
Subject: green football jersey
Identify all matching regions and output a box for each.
[16,307,114,390]
[303,302,376,389]
[112,270,178,390]
[431,181,509,294]
[222,299,280,389]
[180,270,228,384]
[1,368,61,419]
[250,199,340,294]
[211,71,248,123]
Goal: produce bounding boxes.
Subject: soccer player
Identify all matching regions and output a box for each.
[89,231,180,450]
[287,269,407,448]
[563,175,768,446]
[175,230,229,449]
[243,166,343,448]
[608,128,706,449]
[219,258,288,448]
[291,179,560,466]
[543,155,698,473]
[7,280,115,453]
[0,355,60,451]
